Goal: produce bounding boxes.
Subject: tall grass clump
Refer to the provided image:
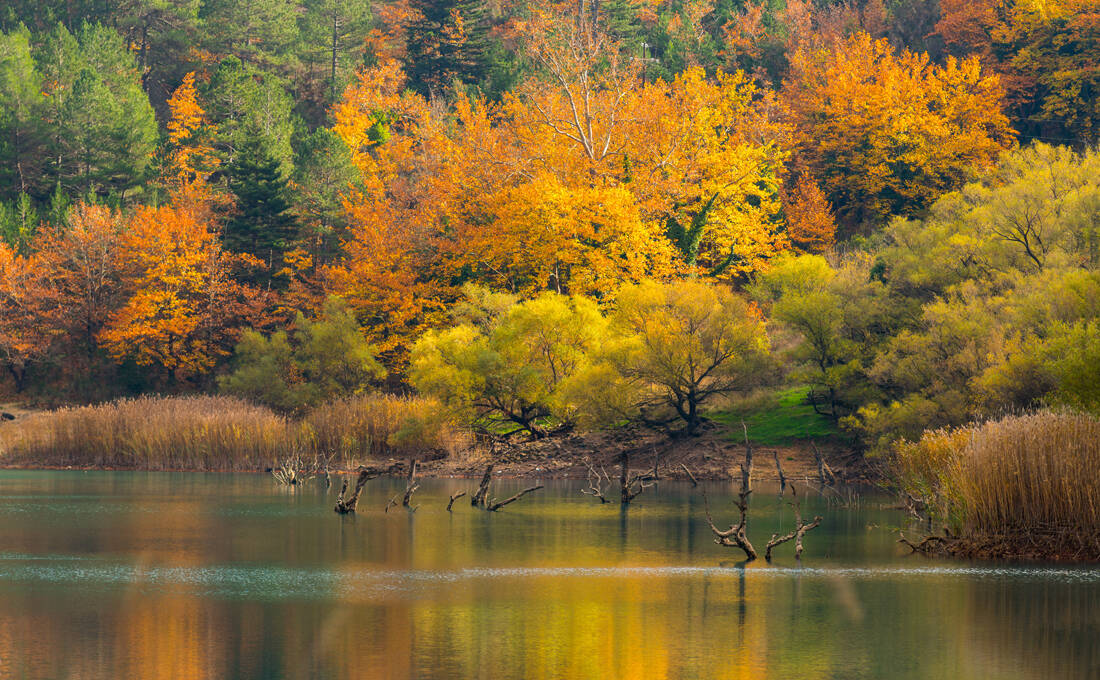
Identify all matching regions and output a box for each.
[301,394,467,465]
[0,396,291,470]
[895,411,1100,558]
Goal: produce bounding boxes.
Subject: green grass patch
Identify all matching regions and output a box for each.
[710,386,838,446]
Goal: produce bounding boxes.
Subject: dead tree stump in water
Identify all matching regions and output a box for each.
[764,485,822,561]
[334,468,374,514]
[703,463,758,562]
[619,450,659,505]
[387,459,421,512]
[471,464,493,508]
[467,463,543,511]
[334,462,401,514]
[581,458,612,503]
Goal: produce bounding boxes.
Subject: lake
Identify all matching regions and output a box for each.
[0,471,1097,679]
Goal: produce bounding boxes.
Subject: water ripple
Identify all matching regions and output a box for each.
[0,556,1098,601]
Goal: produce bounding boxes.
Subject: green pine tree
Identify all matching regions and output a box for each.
[205,56,296,173]
[404,0,491,97]
[0,26,48,202]
[225,137,298,282]
[300,0,373,110]
[36,22,156,200]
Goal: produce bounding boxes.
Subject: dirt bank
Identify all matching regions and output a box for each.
[401,423,872,484]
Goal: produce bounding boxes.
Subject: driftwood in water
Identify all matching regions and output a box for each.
[446,491,467,511]
[334,462,402,514]
[680,463,699,487]
[702,463,757,561]
[581,457,612,503]
[812,442,837,487]
[619,450,660,504]
[387,459,421,512]
[898,531,953,554]
[772,451,787,491]
[487,485,544,511]
[764,485,822,561]
[471,464,493,508]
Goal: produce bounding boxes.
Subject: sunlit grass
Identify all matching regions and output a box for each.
[711,386,837,445]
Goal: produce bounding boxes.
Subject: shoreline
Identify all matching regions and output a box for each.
[0,423,870,483]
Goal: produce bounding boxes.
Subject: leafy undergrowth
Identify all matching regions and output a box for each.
[711,386,837,446]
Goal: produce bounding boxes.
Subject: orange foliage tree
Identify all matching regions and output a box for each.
[99,198,264,384]
[0,203,126,392]
[782,170,837,254]
[784,32,1016,233]
[330,11,793,362]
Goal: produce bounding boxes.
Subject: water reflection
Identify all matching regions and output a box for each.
[0,472,1096,679]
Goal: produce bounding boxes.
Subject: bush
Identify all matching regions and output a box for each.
[220,297,384,413]
[568,280,773,435]
[410,288,607,436]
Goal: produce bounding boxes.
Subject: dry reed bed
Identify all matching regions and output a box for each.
[302,394,467,462]
[0,394,465,470]
[896,411,1100,560]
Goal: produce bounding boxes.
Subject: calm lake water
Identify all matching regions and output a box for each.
[0,471,1097,680]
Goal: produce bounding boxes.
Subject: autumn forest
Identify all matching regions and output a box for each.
[2,5,1100,678]
[1,0,1099,502]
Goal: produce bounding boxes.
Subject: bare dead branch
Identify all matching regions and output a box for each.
[581,457,612,503]
[446,491,467,511]
[619,450,660,504]
[772,450,787,491]
[487,485,544,511]
[680,463,698,487]
[812,442,837,487]
[402,459,420,508]
[702,465,757,561]
[764,485,823,561]
[741,420,753,485]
